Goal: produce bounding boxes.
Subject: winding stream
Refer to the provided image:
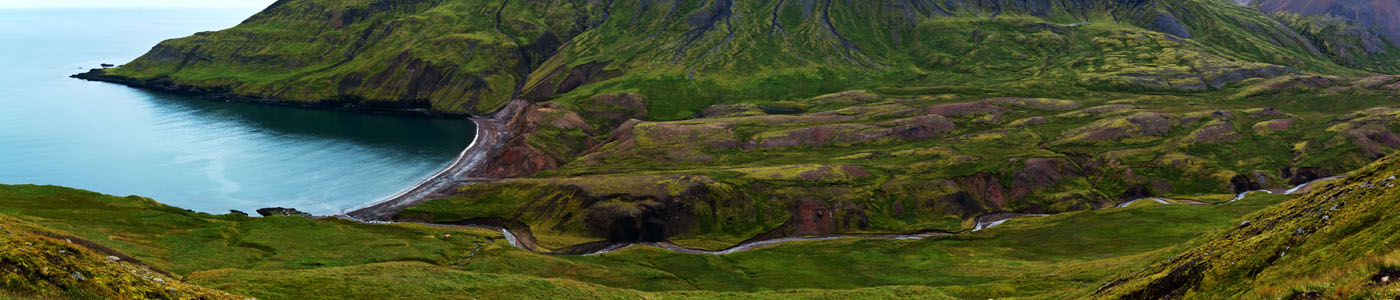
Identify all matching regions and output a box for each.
[433,175,1351,256]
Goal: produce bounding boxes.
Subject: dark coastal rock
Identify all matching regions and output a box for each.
[256,207,312,218]
[100,63,115,68]
[228,210,249,216]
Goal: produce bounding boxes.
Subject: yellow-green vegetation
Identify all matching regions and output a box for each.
[90,0,1400,118]
[0,215,240,300]
[0,182,1300,299]
[1095,152,1400,299]
[412,74,1400,249]
[49,0,1400,298]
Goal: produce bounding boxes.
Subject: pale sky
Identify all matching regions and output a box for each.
[0,0,277,8]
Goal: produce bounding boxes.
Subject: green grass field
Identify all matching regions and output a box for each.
[0,183,1293,299]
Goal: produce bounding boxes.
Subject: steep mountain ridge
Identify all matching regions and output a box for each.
[1253,0,1400,42]
[79,0,1400,118]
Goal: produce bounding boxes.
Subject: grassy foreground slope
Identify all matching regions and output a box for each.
[0,215,240,300]
[88,0,1399,117]
[1096,151,1400,299]
[0,182,1297,299]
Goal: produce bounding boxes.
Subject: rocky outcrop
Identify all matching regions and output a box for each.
[1149,12,1192,38]
[400,174,754,243]
[699,103,765,118]
[580,121,741,163]
[1282,167,1333,186]
[901,101,1011,118]
[476,102,597,178]
[1253,119,1294,134]
[752,114,955,149]
[1188,120,1244,143]
[989,97,1082,111]
[256,207,313,218]
[1056,112,1180,144]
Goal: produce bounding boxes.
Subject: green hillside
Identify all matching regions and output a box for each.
[1096,150,1400,299]
[0,180,1296,299]
[84,0,1399,117]
[31,0,1400,298]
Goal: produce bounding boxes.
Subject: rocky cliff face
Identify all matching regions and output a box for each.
[1243,0,1400,71]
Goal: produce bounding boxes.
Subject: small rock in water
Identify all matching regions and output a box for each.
[255,207,313,218]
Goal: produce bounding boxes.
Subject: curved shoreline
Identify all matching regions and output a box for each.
[76,71,1353,255]
[343,115,507,221]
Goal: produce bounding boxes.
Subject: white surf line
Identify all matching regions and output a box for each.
[343,119,485,214]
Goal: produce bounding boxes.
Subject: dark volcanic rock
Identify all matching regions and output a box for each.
[1229,174,1262,194]
[256,207,312,218]
[1282,167,1333,185]
[1149,12,1192,38]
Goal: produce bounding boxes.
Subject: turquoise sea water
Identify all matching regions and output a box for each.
[0,8,477,215]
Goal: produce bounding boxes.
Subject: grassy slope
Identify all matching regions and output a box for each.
[0,183,1293,299]
[407,74,1400,249]
[109,0,603,114]
[0,215,241,300]
[101,0,1400,117]
[1096,152,1400,299]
